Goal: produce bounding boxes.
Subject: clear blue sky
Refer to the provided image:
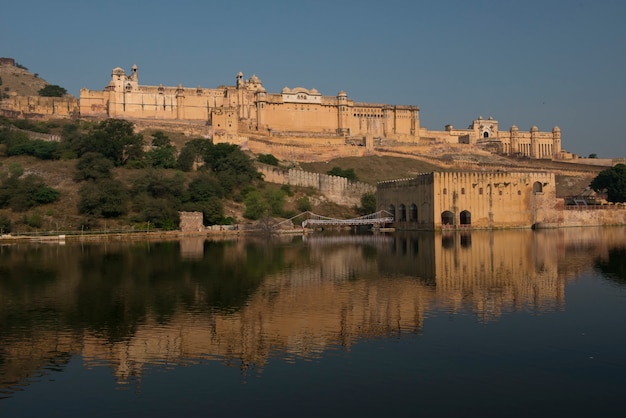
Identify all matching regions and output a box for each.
[2,0,625,157]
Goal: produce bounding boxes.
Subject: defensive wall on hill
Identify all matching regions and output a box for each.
[257,165,375,207]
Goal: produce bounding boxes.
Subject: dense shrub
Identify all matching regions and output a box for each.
[74,152,114,181]
[327,166,358,181]
[38,84,67,97]
[0,174,60,212]
[258,153,279,166]
[360,192,377,214]
[78,179,129,218]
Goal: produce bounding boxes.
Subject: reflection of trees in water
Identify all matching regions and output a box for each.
[3,229,626,390]
[0,240,290,344]
[594,247,626,284]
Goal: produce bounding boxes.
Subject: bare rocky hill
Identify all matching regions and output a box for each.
[0,60,52,98]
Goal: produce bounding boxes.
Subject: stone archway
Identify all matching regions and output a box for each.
[398,204,407,222]
[388,204,396,220]
[460,210,471,225]
[409,204,418,222]
[441,211,454,225]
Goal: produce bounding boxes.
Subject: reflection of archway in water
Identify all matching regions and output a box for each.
[399,204,407,222]
[533,181,543,193]
[442,233,454,248]
[409,204,417,222]
[388,204,396,220]
[460,233,472,247]
[460,210,471,225]
[441,211,454,225]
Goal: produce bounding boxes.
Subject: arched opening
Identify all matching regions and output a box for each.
[483,132,489,138]
[441,211,454,226]
[460,210,471,225]
[533,181,543,193]
[409,204,418,222]
[398,204,407,222]
[388,204,396,221]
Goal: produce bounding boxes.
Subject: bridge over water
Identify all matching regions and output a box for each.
[277,210,394,229]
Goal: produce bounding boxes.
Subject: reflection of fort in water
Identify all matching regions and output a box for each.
[1,229,624,387]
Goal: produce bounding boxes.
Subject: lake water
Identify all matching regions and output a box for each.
[1,228,626,417]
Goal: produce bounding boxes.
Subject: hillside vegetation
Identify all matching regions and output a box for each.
[0,117,366,234]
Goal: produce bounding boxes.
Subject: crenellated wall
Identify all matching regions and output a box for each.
[258,165,375,207]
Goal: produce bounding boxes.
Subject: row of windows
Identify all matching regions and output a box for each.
[440,182,543,196]
[442,187,523,196]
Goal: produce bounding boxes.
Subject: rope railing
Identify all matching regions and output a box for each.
[301,210,394,228]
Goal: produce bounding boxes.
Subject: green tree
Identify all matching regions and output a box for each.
[0,174,59,211]
[146,131,177,168]
[360,192,377,214]
[78,179,129,218]
[187,173,224,201]
[74,152,114,181]
[327,166,358,181]
[38,84,67,97]
[79,119,144,166]
[0,213,11,233]
[589,153,598,159]
[258,153,279,166]
[590,164,626,202]
[134,197,180,230]
[244,191,270,220]
[132,170,186,201]
[177,138,212,171]
[296,196,312,212]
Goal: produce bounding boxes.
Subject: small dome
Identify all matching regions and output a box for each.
[257,86,266,93]
[531,125,539,132]
[237,71,243,77]
[552,126,560,132]
[309,88,319,95]
[112,67,125,75]
[249,74,261,84]
[131,64,138,70]
[337,90,347,97]
[281,87,291,93]
[510,125,518,131]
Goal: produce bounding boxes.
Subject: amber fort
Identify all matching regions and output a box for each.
[1,62,566,160]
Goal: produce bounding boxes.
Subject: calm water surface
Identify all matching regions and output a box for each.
[1,228,626,417]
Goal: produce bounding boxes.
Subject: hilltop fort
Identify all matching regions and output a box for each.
[1,61,570,162]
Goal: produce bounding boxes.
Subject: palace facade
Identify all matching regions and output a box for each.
[79,65,420,142]
[77,65,563,158]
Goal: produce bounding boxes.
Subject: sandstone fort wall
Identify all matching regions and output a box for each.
[258,165,375,207]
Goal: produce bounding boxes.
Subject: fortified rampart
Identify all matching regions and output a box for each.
[0,95,78,118]
[0,63,574,162]
[258,165,375,207]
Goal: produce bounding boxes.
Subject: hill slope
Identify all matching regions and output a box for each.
[0,61,53,97]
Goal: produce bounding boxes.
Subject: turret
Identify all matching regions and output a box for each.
[510,125,519,155]
[337,91,349,136]
[552,126,561,155]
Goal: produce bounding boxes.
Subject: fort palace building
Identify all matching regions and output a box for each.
[76,65,563,159]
